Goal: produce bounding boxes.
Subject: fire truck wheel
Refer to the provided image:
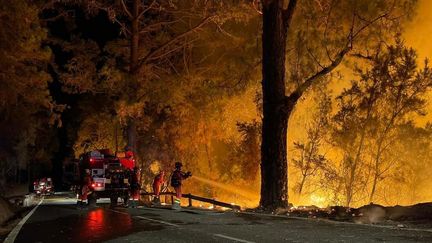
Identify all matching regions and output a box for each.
[123,196,129,206]
[88,193,97,206]
[110,196,118,206]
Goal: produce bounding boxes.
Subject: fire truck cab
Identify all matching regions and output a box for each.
[78,149,135,205]
[34,177,54,196]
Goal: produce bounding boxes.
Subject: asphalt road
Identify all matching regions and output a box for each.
[5,194,432,243]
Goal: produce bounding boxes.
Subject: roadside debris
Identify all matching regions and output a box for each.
[246,202,432,229]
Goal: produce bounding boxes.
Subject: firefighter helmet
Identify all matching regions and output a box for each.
[175,162,183,168]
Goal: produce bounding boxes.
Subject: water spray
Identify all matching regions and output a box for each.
[191,175,258,200]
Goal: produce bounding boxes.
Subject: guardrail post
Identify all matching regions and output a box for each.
[188,194,192,207]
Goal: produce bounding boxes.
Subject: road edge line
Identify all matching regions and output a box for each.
[107,208,129,215]
[4,197,44,243]
[135,215,180,227]
[108,208,180,227]
[213,233,255,243]
[237,211,432,233]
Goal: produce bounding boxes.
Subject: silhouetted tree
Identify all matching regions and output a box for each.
[260,0,413,210]
[365,41,432,202]
[292,91,331,198]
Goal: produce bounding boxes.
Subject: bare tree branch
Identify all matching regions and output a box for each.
[119,0,133,19]
[253,0,262,15]
[40,10,75,22]
[137,0,157,20]
[113,17,131,36]
[282,0,298,29]
[139,19,182,34]
[213,21,240,40]
[138,15,214,66]
[288,9,394,103]
[306,47,325,69]
[289,44,351,101]
[350,53,373,60]
[323,0,336,62]
[351,12,391,40]
[147,37,199,62]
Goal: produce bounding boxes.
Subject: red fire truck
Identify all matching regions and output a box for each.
[33,177,54,196]
[77,149,136,205]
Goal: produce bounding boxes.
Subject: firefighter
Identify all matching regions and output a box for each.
[152,171,165,205]
[170,162,191,209]
[124,146,134,158]
[77,169,92,208]
[130,167,141,208]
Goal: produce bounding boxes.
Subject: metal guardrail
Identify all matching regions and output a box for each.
[140,191,241,211]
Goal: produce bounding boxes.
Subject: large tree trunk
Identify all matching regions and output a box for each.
[260,0,296,210]
[126,0,140,153]
[260,106,290,209]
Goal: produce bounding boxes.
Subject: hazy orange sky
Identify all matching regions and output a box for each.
[404,0,432,125]
[404,0,432,62]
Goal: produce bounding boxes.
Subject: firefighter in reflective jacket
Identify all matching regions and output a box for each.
[170,162,191,209]
[78,169,92,207]
[152,171,165,204]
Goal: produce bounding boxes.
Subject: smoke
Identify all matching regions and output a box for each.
[287,0,432,208]
[356,205,386,224]
[403,0,432,126]
[403,0,432,63]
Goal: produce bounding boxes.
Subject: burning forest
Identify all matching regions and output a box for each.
[1,0,432,214]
